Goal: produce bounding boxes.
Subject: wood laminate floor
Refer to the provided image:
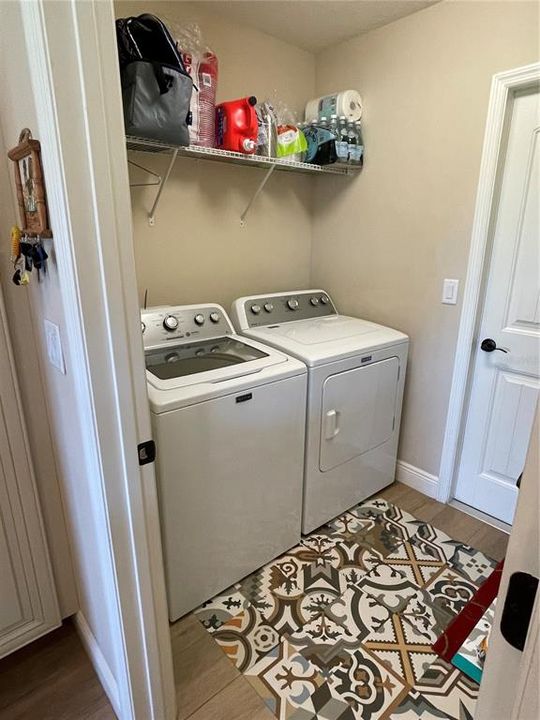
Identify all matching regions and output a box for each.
[0,620,115,720]
[0,483,508,719]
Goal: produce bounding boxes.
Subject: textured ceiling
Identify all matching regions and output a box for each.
[194,1,439,52]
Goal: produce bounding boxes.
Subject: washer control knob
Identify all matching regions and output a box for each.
[209,312,220,323]
[251,304,261,314]
[320,295,330,305]
[194,313,205,326]
[264,303,274,313]
[310,297,319,306]
[141,321,146,334]
[287,298,299,310]
[163,315,178,331]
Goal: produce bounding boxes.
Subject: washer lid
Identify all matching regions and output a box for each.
[242,315,408,366]
[145,336,269,381]
[144,333,297,393]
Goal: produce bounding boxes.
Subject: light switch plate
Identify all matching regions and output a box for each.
[44,319,66,374]
[441,278,459,305]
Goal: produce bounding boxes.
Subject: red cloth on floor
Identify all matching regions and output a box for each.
[432,560,504,662]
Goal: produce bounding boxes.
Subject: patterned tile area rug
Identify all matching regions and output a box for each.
[193,497,497,719]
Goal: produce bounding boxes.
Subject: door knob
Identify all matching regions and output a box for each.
[500,571,538,651]
[481,338,508,353]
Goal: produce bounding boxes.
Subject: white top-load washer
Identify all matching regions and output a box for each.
[231,290,409,534]
[142,303,307,620]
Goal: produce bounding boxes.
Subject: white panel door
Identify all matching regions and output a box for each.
[455,88,540,523]
[320,357,399,472]
[0,291,60,657]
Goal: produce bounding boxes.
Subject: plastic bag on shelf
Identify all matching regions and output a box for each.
[277,100,305,161]
[173,22,218,147]
[260,98,307,161]
[255,100,278,157]
[276,125,307,160]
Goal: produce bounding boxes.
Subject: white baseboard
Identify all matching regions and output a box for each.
[396,460,439,499]
[73,611,121,717]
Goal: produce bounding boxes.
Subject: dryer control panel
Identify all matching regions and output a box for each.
[141,304,234,349]
[232,290,337,329]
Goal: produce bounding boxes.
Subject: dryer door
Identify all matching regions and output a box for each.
[320,357,399,472]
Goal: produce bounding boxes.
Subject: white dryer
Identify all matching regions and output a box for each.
[231,290,409,534]
[142,303,307,620]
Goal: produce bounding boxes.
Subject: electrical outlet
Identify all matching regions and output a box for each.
[44,319,66,374]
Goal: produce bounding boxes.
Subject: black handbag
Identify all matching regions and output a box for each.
[116,14,193,146]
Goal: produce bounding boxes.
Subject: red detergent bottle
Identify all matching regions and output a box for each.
[215,96,258,154]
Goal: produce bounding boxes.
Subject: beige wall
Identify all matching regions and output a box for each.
[312,0,539,476]
[0,139,79,622]
[0,12,78,619]
[115,0,315,309]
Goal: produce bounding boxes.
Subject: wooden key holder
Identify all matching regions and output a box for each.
[8,128,52,238]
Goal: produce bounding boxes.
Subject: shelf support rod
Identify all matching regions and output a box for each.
[127,159,162,188]
[148,149,178,226]
[240,164,276,226]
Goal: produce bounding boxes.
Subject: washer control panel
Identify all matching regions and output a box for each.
[241,290,337,328]
[141,304,233,349]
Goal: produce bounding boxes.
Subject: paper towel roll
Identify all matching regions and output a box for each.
[305,90,363,123]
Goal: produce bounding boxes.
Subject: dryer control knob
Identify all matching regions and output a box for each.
[194,314,205,326]
[310,297,319,306]
[264,303,274,313]
[163,315,178,331]
[209,312,220,323]
[251,304,261,314]
[320,295,330,305]
[287,298,299,310]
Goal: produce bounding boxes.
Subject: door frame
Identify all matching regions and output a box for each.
[438,62,540,505]
[19,1,176,718]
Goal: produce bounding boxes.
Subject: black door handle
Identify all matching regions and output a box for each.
[500,572,538,651]
[481,338,508,353]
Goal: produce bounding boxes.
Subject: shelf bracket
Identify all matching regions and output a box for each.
[240,164,276,226]
[147,149,178,226]
[128,159,162,188]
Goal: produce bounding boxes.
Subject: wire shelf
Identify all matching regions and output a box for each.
[126,136,358,176]
[125,135,360,225]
